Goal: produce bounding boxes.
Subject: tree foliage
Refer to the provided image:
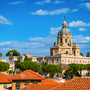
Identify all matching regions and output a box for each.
[42,64,63,77]
[16,59,21,68]
[64,63,85,79]
[24,55,31,61]
[0,62,9,72]
[80,52,83,56]
[6,50,20,56]
[87,64,90,70]
[0,53,2,57]
[17,61,42,72]
[43,61,48,67]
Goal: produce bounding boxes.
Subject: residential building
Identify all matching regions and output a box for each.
[0,57,7,62]
[10,70,44,90]
[20,79,61,90]
[0,73,12,90]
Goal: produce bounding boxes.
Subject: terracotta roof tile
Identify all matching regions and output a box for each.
[20,79,61,90]
[42,79,61,85]
[50,77,90,90]
[0,73,12,83]
[10,70,44,80]
[20,84,58,90]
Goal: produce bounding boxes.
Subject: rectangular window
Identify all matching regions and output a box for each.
[16,83,20,89]
[24,82,29,86]
[47,59,48,62]
[33,81,38,84]
[57,59,58,63]
[66,51,68,54]
[65,39,67,43]
[52,59,54,63]
[3,84,7,88]
[62,60,64,62]
[39,60,41,63]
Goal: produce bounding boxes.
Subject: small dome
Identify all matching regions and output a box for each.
[58,28,71,35]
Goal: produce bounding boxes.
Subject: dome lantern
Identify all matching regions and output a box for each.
[62,16,67,28]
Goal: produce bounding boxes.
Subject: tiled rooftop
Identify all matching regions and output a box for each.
[0,73,12,83]
[10,70,44,80]
[42,79,60,85]
[50,77,90,90]
[20,79,61,90]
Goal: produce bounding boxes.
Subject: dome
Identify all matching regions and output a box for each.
[58,28,71,35]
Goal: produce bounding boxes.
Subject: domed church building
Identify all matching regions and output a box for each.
[9,18,90,77]
[50,19,80,56]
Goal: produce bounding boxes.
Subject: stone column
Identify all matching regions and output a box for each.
[12,82,16,90]
[20,82,24,89]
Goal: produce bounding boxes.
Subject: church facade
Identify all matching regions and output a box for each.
[50,19,80,56]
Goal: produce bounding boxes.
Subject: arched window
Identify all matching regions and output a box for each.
[61,39,62,43]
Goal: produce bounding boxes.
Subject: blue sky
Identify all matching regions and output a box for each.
[0,0,90,59]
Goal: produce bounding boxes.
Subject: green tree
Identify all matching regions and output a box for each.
[87,64,90,76]
[43,61,48,67]
[80,52,83,56]
[16,59,21,68]
[64,63,85,78]
[68,63,80,78]
[0,62,9,72]
[77,64,84,76]
[18,61,41,72]
[0,53,2,57]
[6,50,20,56]
[24,55,31,61]
[42,64,63,78]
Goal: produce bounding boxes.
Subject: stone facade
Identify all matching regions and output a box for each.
[50,19,80,56]
[0,58,7,62]
[0,83,11,90]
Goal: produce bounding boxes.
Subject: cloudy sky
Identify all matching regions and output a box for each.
[0,0,90,59]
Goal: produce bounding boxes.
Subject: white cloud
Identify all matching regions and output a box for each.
[0,36,57,57]
[31,8,70,15]
[71,9,78,12]
[28,37,56,43]
[1,35,90,57]
[34,0,51,5]
[73,35,90,43]
[8,1,25,5]
[54,0,63,4]
[50,26,62,35]
[45,0,51,3]
[79,28,87,31]
[31,9,48,15]
[0,41,11,46]
[34,1,44,5]
[80,2,90,10]
[0,15,12,25]
[69,21,90,27]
